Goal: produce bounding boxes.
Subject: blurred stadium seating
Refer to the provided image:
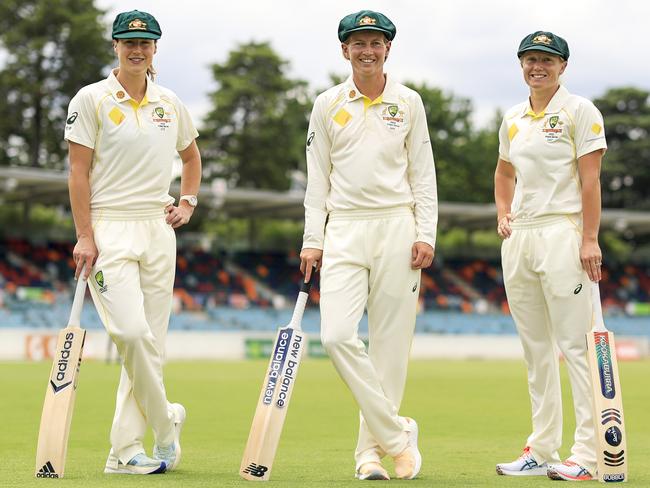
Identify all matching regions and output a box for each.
[1,237,649,335]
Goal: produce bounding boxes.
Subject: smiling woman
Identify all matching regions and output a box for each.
[300,9,437,482]
[494,30,608,482]
[64,8,202,477]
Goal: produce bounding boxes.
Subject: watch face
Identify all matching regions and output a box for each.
[182,196,197,207]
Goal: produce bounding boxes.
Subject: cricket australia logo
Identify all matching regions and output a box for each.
[382,105,405,130]
[549,115,559,128]
[243,463,268,478]
[95,270,108,293]
[151,106,171,131]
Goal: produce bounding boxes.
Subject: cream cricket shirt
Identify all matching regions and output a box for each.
[303,75,438,249]
[498,85,607,219]
[64,69,198,213]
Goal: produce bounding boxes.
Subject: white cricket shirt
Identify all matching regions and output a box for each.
[64,69,198,213]
[303,75,438,249]
[498,85,607,219]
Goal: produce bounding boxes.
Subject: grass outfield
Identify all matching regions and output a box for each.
[1,359,648,487]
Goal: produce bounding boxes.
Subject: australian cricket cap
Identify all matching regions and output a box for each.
[112,10,162,40]
[517,31,569,60]
[338,10,396,42]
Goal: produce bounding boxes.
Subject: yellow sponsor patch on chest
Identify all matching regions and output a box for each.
[333,108,352,127]
[108,107,125,126]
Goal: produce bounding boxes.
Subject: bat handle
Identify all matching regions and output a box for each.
[591,281,606,331]
[68,267,88,327]
[300,265,317,293]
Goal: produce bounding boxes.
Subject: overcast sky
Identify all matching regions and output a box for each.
[97,0,648,127]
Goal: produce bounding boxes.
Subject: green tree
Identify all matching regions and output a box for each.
[593,87,650,210]
[0,0,111,169]
[406,82,498,203]
[202,42,311,190]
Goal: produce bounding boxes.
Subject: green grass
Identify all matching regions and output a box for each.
[1,359,648,487]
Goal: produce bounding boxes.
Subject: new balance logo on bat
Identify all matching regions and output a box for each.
[242,463,268,477]
[36,461,59,478]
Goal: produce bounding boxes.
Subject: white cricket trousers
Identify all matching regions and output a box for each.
[88,210,176,464]
[501,214,596,474]
[319,207,420,469]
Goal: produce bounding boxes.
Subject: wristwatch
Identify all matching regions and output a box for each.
[179,195,198,207]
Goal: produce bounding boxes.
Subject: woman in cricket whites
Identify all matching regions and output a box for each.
[494,31,607,481]
[65,10,201,474]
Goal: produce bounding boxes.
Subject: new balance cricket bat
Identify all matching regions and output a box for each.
[34,272,88,478]
[586,282,628,483]
[240,274,313,481]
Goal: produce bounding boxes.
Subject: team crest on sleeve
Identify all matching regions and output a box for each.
[382,104,405,130]
[541,115,564,142]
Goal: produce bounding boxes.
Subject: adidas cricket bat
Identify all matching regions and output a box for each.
[240,274,313,481]
[586,282,627,483]
[34,272,88,478]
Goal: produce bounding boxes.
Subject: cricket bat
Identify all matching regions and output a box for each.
[586,282,627,483]
[239,273,313,481]
[34,272,88,478]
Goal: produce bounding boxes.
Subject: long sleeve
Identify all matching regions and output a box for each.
[406,94,438,247]
[302,95,332,250]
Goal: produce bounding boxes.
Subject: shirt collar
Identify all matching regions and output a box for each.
[521,84,571,118]
[343,73,399,104]
[107,68,161,104]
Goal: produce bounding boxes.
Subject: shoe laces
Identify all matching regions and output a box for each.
[520,446,533,460]
[128,453,159,467]
[155,443,175,459]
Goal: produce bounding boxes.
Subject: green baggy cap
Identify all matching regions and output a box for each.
[338,10,396,42]
[112,10,162,40]
[517,31,569,60]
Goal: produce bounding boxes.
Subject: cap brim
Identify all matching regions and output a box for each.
[113,31,161,40]
[340,26,394,42]
[517,45,565,59]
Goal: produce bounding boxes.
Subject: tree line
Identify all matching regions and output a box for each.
[1,0,648,209]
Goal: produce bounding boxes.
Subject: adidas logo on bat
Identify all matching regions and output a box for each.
[36,461,59,478]
[243,463,269,477]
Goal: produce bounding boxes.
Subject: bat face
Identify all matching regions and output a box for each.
[587,330,627,483]
[35,326,86,478]
[240,325,307,481]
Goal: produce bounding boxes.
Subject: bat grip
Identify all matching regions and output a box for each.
[68,269,88,327]
[300,265,317,293]
[591,281,606,331]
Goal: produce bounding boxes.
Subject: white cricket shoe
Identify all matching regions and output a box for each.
[355,462,390,480]
[154,403,186,471]
[496,446,548,476]
[547,460,593,481]
[393,417,422,480]
[104,453,166,475]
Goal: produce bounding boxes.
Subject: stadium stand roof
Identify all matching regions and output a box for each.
[2,167,650,234]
